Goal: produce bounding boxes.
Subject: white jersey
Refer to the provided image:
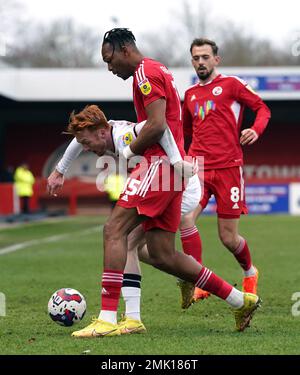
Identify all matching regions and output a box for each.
[56,119,201,216]
[109,120,142,157]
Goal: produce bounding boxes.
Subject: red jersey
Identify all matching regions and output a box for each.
[183,74,271,169]
[133,58,185,160]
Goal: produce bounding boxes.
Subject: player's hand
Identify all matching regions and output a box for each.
[240,128,258,145]
[47,169,64,197]
[173,158,198,178]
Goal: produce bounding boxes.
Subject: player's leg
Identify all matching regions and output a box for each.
[179,206,211,304]
[214,167,258,294]
[179,204,203,264]
[119,225,146,334]
[217,217,258,293]
[179,173,213,303]
[179,172,211,264]
[145,228,261,331]
[72,205,146,337]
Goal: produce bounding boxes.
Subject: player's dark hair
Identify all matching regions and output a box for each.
[102,28,136,53]
[190,38,219,55]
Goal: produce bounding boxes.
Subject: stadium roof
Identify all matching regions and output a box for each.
[0,66,300,101]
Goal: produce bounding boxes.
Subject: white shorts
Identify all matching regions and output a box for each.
[181,175,201,216]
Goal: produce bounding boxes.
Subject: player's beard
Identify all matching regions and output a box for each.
[197,67,213,81]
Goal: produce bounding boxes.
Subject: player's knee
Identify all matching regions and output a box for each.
[219,231,237,250]
[149,257,166,270]
[104,219,126,241]
[180,213,194,229]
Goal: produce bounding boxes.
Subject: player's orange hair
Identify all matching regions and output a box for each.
[67,105,109,134]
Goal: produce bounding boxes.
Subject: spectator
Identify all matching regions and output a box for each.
[14,163,35,214]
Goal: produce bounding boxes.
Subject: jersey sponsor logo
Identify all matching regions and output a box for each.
[194,100,216,120]
[212,86,223,96]
[190,94,196,102]
[122,132,133,146]
[138,79,152,95]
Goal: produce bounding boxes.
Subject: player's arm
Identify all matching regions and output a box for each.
[237,82,271,145]
[182,92,193,153]
[47,138,83,196]
[134,121,197,178]
[123,98,167,158]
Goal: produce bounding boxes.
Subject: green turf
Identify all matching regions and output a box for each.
[0,215,300,354]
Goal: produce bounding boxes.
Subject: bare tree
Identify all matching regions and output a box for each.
[2,0,298,68]
[140,0,215,67]
[140,0,300,67]
[5,18,101,68]
[0,0,26,60]
[218,22,300,66]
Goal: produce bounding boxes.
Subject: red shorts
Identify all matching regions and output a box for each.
[117,159,183,232]
[200,166,248,219]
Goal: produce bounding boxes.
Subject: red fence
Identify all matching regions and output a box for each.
[0,178,108,215]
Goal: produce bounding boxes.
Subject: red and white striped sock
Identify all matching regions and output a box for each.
[233,236,255,276]
[180,226,202,264]
[195,266,233,300]
[98,269,123,324]
[195,266,244,308]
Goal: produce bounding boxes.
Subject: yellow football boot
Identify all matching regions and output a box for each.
[177,279,195,309]
[233,293,262,332]
[118,316,147,334]
[71,318,121,338]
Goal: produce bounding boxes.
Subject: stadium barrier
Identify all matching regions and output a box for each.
[0,183,20,214]
[1,179,300,216]
[0,178,108,216]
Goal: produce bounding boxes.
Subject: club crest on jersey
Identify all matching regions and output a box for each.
[212,86,223,96]
[122,132,133,146]
[138,79,152,95]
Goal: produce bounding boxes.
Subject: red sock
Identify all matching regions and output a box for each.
[101,269,123,311]
[233,236,252,271]
[195,266,232,300]
[180,226,202,264]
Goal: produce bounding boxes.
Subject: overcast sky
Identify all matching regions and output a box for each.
[20,0,299,45]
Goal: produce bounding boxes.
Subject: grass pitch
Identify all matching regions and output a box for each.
[0,215,300,355]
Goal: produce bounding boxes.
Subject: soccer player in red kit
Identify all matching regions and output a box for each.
[72,29,262,338]
[181,38,271,302]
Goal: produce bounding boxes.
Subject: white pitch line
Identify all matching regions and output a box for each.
[0,226,102,256]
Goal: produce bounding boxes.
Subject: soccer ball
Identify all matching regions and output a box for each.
[48,288,86,326]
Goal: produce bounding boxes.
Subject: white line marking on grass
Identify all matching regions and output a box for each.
[0,226,102,256]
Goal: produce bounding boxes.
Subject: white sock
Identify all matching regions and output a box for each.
[122,287,141,321]
[244,265,256,277]
[225,288,244,309]
[98,310,117,325]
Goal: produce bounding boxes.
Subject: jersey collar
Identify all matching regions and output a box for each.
[198,73,221,86]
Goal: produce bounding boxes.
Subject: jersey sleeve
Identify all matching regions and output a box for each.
[234,79,271,136]
[135,65,166,108]
[134,121,182,165]
[56,138,83,174]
